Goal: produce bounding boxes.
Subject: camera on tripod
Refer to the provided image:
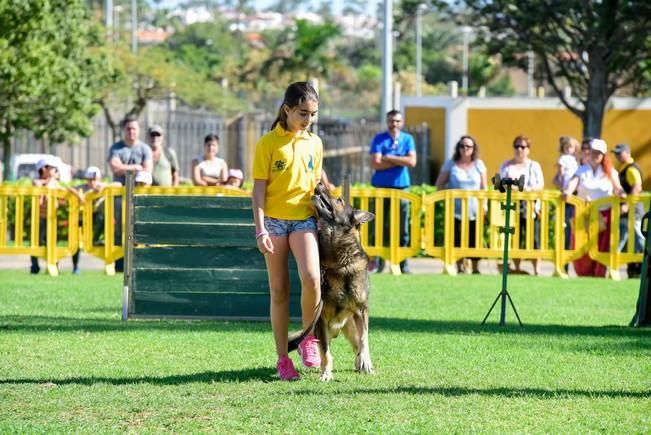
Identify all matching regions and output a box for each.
[492,174,525,193]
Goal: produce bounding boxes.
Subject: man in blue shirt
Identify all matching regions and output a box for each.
[369,110,417,274]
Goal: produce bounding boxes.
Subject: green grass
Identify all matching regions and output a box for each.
[1,270,649,433]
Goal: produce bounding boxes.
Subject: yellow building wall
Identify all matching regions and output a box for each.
[404,106,446,184]
[601,110,651,190]
[469,109,583,188]
[469,108,651,190]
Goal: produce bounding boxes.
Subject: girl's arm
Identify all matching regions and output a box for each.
[220,162,229,184]
[192,162,207,186]
[252,179,273,254]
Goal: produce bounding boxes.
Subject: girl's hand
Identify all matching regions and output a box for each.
[257,234,274,254]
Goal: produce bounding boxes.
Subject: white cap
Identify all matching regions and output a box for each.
[35,156,57,171]
[590,138,607,154]
[84,166,101,179]
[228,168,244,180]
[135,171,152,185]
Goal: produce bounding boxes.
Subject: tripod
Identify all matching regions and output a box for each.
[482,174,523,327]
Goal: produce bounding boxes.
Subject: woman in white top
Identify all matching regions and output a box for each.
[435,135,488,274]
[563,138,625,277]
[192,134,228,186]
[499,135,545,275]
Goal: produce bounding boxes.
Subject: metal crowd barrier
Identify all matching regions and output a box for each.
[0,185,647,278]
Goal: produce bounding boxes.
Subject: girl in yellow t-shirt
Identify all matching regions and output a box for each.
[252,81,323,381]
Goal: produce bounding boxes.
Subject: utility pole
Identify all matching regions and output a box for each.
[131,0,138,54]
[416,3,426,97]
[462,26,471,96]
[105,0,113,39]
[381,0,393,120]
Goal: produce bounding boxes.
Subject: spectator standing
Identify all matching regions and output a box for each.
[369,109,417,274]
[435,135,488,274]
[499,135,545,275]
[107,116,152,272]
[148,125,179,187]
[252,81,322,381]
[579,137,593,165]
[553,136,580,272]
[193,134,228,186]
[29,157,60,274]
[69,166,121,274]
[612,143,645,278]
[563,139,625,277]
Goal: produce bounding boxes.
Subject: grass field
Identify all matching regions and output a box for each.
[1,270,649,433]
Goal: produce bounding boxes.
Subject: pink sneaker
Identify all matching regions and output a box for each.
[298,335,321,368]
[276,355,299,381]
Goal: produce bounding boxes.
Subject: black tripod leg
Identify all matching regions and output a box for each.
[481,292,502,325]
[506,291,523,326]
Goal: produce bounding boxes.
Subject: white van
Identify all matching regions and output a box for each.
[9,153,72,182]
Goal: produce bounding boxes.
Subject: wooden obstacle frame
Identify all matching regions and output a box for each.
[121,173,301,320]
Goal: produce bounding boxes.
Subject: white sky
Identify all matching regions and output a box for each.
[155,0,381,16]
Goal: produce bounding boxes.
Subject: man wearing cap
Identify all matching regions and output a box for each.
[612,143,644,278]
[107,116,152,272]
[148,124,180,187]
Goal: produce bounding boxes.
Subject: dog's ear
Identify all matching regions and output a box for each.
[353,209,374,224]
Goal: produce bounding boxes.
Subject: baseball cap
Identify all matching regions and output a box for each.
[148,124,164,136]
[135,171,152,185]
[612,143,630,154]
[35,156,56,171]
[228,168,244,180]
[84,166,101,179]
[590,138,607,154]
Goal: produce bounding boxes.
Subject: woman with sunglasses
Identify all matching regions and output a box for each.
[435,135,487,274]
[499,135,544,275]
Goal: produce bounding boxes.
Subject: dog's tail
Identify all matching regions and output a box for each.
[287,300,323,353]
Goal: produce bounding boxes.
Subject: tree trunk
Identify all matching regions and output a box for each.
[582,47,609,139]
[1,130,11,181]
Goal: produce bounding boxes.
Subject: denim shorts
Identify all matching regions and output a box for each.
[264,216,317,237]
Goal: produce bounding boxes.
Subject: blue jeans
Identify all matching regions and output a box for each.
[618,214,644,253]
[264,216,317,237]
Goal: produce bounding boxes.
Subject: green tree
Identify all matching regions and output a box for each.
[0,0,108,178]
[260,19,342,81]
[465,0,651,137]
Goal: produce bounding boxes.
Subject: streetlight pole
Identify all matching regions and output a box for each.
[416,4,425,97]
[105,0,113,39]
[131,0,138,54]
[462,26,471,96]
[381,0,393,120]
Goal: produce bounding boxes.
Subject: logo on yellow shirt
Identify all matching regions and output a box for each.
[272,160,285,172]
[307,155,314,173]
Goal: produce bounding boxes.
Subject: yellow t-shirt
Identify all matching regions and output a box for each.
[253,124,323,220]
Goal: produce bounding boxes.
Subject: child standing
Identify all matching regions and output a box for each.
[553,136,579,191]
[252,82,322,381]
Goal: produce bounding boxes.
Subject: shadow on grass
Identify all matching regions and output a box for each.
[292,385,651,399]
[0,367,276,385]
[2,315,650,341]
[0,374,648,399]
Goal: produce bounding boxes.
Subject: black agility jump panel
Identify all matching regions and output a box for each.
[123,189,301,320]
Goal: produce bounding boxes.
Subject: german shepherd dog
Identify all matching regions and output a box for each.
[289,182,375,381]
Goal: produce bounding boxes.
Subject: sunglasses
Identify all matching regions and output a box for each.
[514,144,528,149]
[150,132,162,137]
[459,144,474,149]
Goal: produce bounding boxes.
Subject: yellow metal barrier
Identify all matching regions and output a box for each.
[352,187,422,274]
[587,193,650,280]
[0,185,80,276]
[2,184,646,278]
[422,189,588,277]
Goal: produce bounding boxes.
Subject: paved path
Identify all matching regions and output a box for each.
[0,253,581,277]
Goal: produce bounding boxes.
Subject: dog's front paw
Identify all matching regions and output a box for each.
[320,370,334,382]
[356,355,374,374]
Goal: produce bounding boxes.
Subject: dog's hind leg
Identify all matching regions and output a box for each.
[351,309,373,374]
